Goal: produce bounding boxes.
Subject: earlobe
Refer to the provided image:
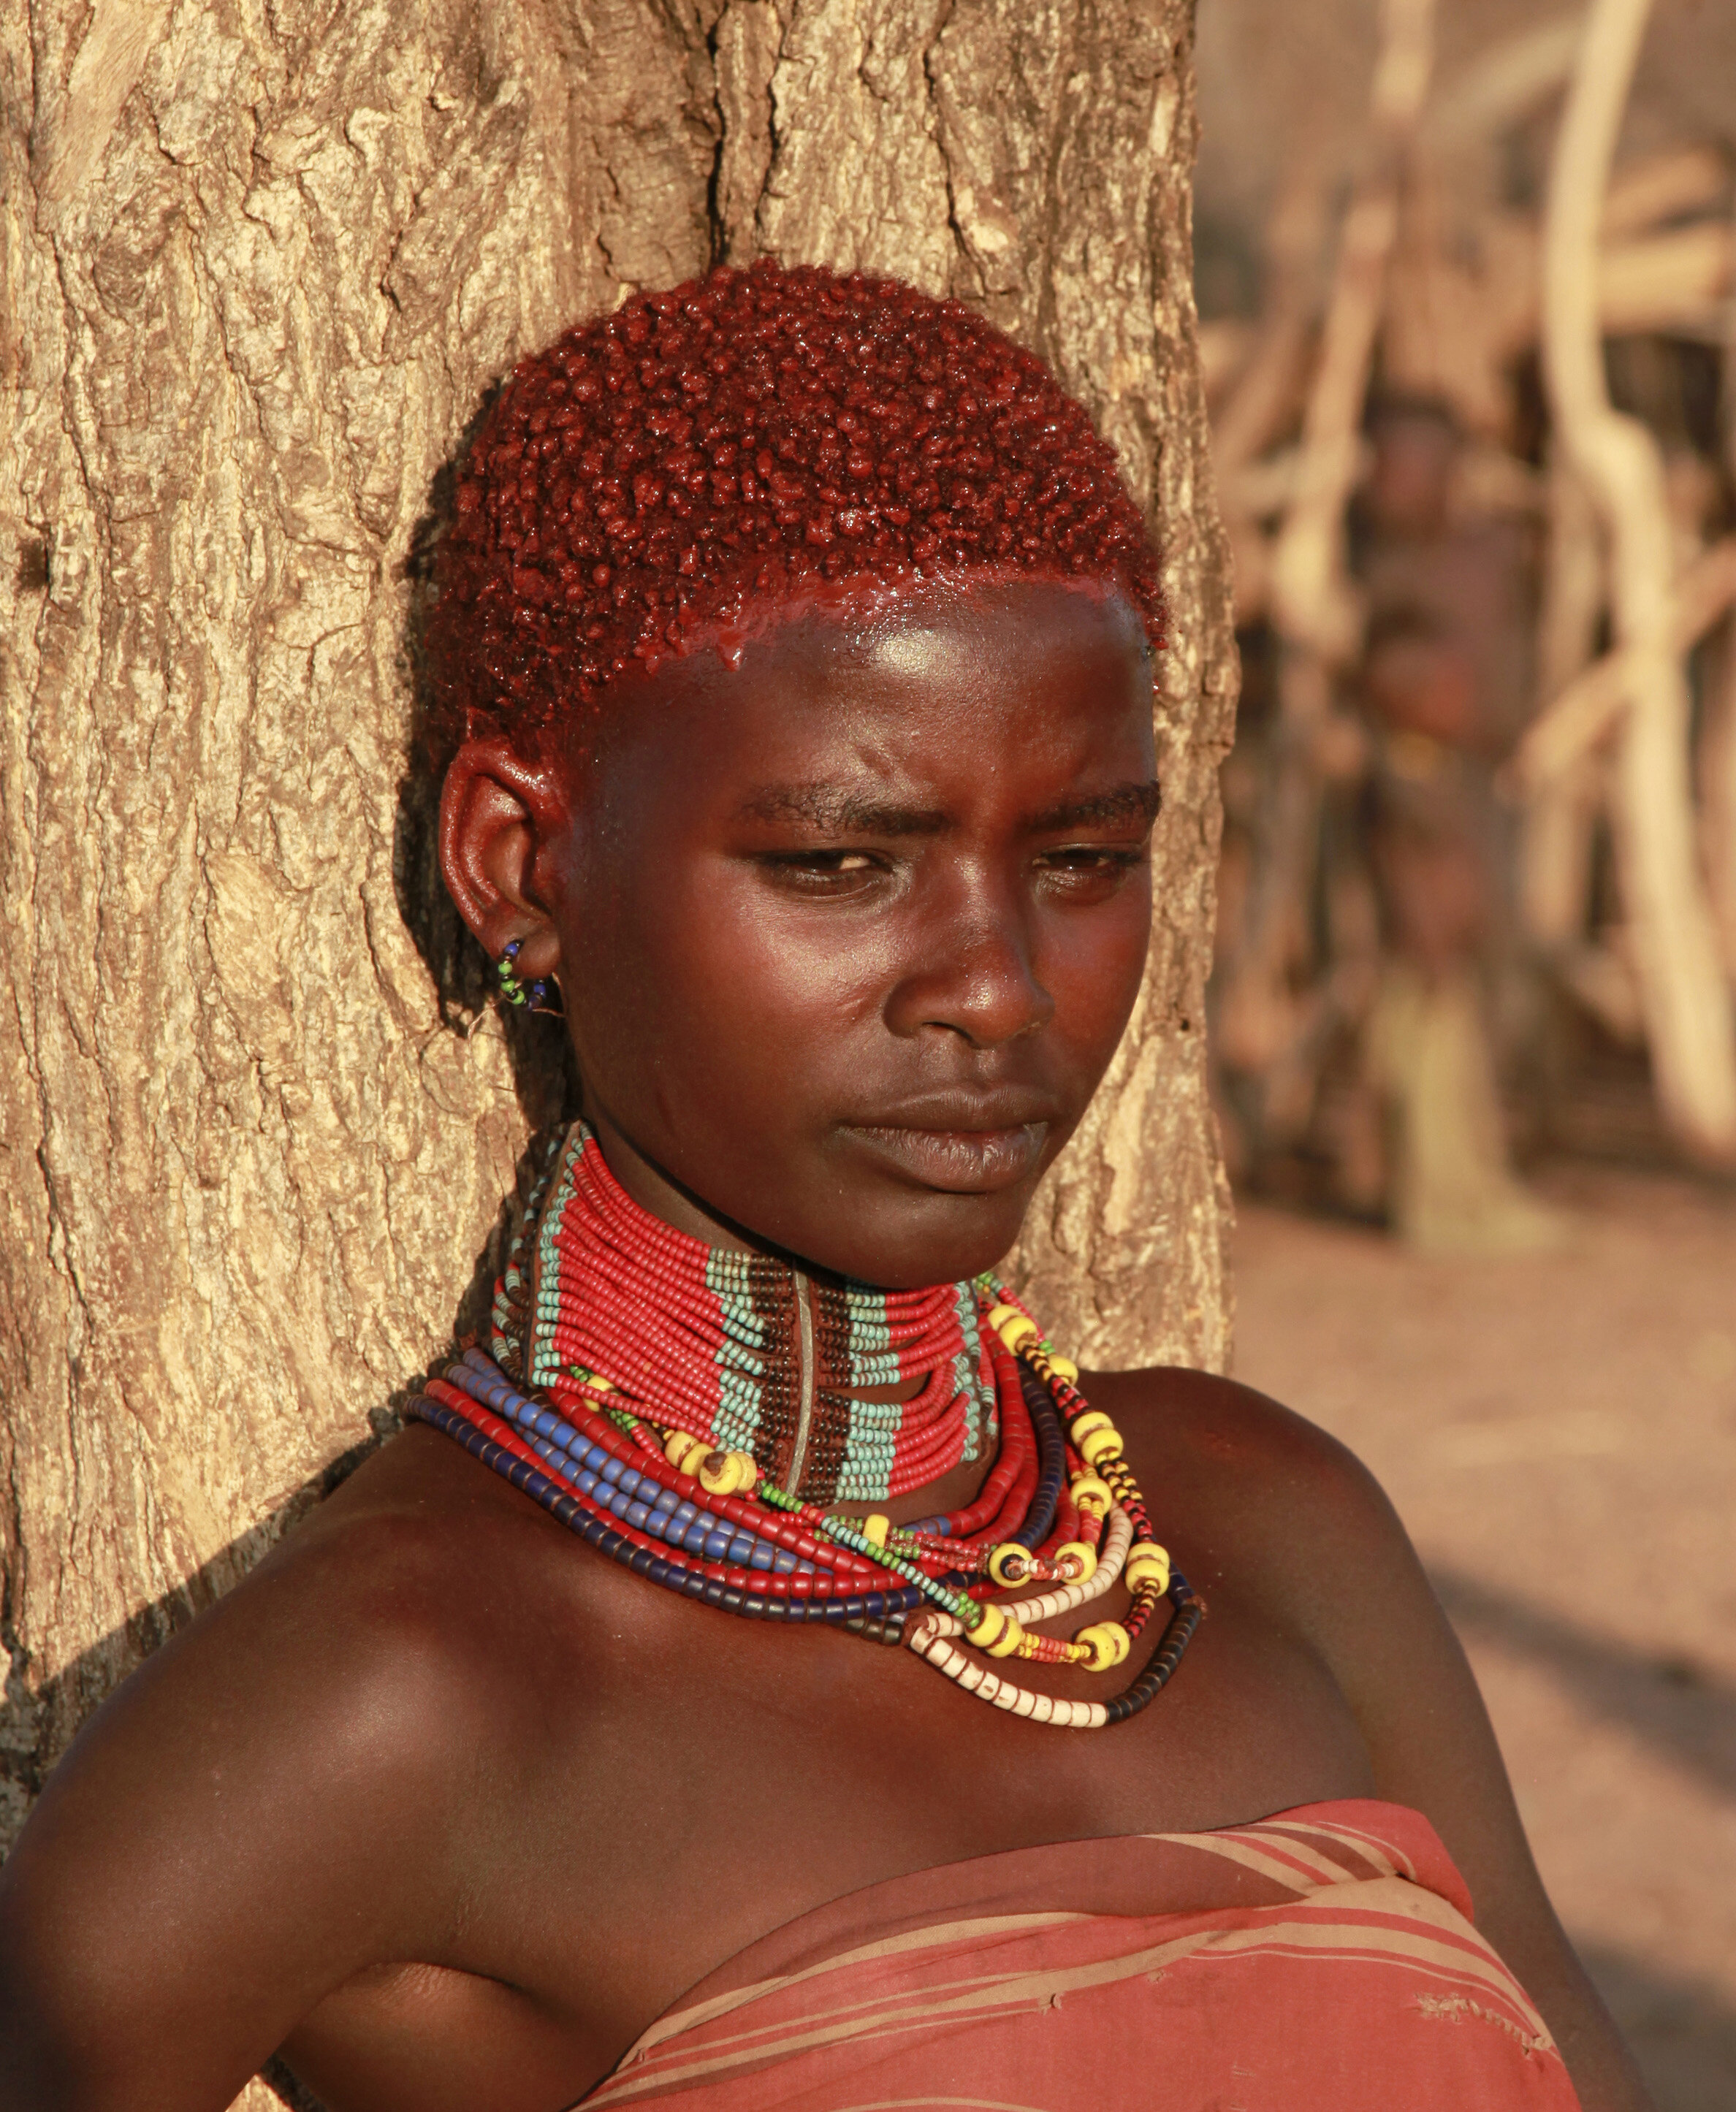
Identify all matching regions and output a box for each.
[437,740,569,983]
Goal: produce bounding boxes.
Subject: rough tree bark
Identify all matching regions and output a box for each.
[0,0,1233,1932]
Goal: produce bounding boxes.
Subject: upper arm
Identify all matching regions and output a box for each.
[1124,1370,1655,2112]
[1307,1479,1651,2111]
[0,1516,486,2112]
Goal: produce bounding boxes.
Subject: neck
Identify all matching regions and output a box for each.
[578,1102,926,1410]
[580,1094,759,1254]
[490,1120,999,1509]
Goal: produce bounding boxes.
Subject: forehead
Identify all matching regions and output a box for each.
[576,580,1155,805]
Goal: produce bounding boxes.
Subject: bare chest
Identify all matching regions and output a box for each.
[283,1530,1373,2112]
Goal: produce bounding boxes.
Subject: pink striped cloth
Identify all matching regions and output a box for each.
[586,1799,1580,2110]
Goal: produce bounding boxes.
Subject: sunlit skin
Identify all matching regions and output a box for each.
[0,584,1651,2112]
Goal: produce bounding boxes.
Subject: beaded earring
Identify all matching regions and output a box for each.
[495,937,562,1016]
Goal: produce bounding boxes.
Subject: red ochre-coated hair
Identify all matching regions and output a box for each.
[423,259,1163,762]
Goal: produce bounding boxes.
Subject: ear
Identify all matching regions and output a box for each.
[438,739,572,980]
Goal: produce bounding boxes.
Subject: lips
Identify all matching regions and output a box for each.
[841,1091,1055,1194]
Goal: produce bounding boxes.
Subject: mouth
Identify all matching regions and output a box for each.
[842,1119,1051,1194]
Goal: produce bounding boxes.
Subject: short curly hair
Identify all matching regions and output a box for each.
[423,260,1162,763]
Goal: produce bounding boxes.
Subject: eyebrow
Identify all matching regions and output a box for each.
[736,784,949,836]
[735,779,1160,837]
[1024,781,1161,833]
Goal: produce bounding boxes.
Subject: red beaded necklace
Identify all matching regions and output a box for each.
[489,1123,997,1506]
[412,1122,1204,1728]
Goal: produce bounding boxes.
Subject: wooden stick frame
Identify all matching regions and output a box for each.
[1540,0,1736,1160]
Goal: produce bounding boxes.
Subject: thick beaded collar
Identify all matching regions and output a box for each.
[409,1121,1203,1728]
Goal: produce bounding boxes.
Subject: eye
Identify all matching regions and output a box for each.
[758,849,887,895]
[1033,845,1148,896]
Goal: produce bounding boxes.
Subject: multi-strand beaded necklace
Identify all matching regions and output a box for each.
[409,1121,1203,1728]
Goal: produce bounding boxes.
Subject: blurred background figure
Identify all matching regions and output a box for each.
[1194,1,1736,2105]
[1353,395,1565,1251]
[1215,386,1564,1246]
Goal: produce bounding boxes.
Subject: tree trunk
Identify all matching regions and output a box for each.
[1,0,1232,1940]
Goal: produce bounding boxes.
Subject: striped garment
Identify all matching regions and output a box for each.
[586,1800,1580,2110]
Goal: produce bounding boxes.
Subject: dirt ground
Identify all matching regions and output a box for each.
[1230,1162,1736,2112]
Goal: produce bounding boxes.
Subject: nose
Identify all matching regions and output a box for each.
[883,876,1054,1048]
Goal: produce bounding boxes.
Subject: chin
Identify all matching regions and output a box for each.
[790,1189,1032,1291]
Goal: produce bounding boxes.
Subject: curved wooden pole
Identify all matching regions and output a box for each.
[1512,535,1736,790]
[1540,0,1736,1160]
[1270,0,1436,663]
[1704,631,1736,979]
[1518,460,1603,951]
[1219,0,1436,1094]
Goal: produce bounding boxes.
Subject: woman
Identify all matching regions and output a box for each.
[0,264,1648,2112]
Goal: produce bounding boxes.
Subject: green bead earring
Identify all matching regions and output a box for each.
[495,939,563,1015]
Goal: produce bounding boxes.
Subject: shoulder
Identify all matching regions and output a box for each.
[182,1427,549,1731]
[1086,1360,1355,1472]
[1081,1363,1446,1690]
[0,1432,562,2044]
[1084,1362,1401,1566]
[170,1423,588,1780]
[33,1426,533,1802]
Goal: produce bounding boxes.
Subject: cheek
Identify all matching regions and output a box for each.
[563,863,889,1106]
[1039,880,1152,1052]
[684,868,899,1041]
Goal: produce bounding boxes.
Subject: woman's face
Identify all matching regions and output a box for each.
[452,579,1158,1289]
